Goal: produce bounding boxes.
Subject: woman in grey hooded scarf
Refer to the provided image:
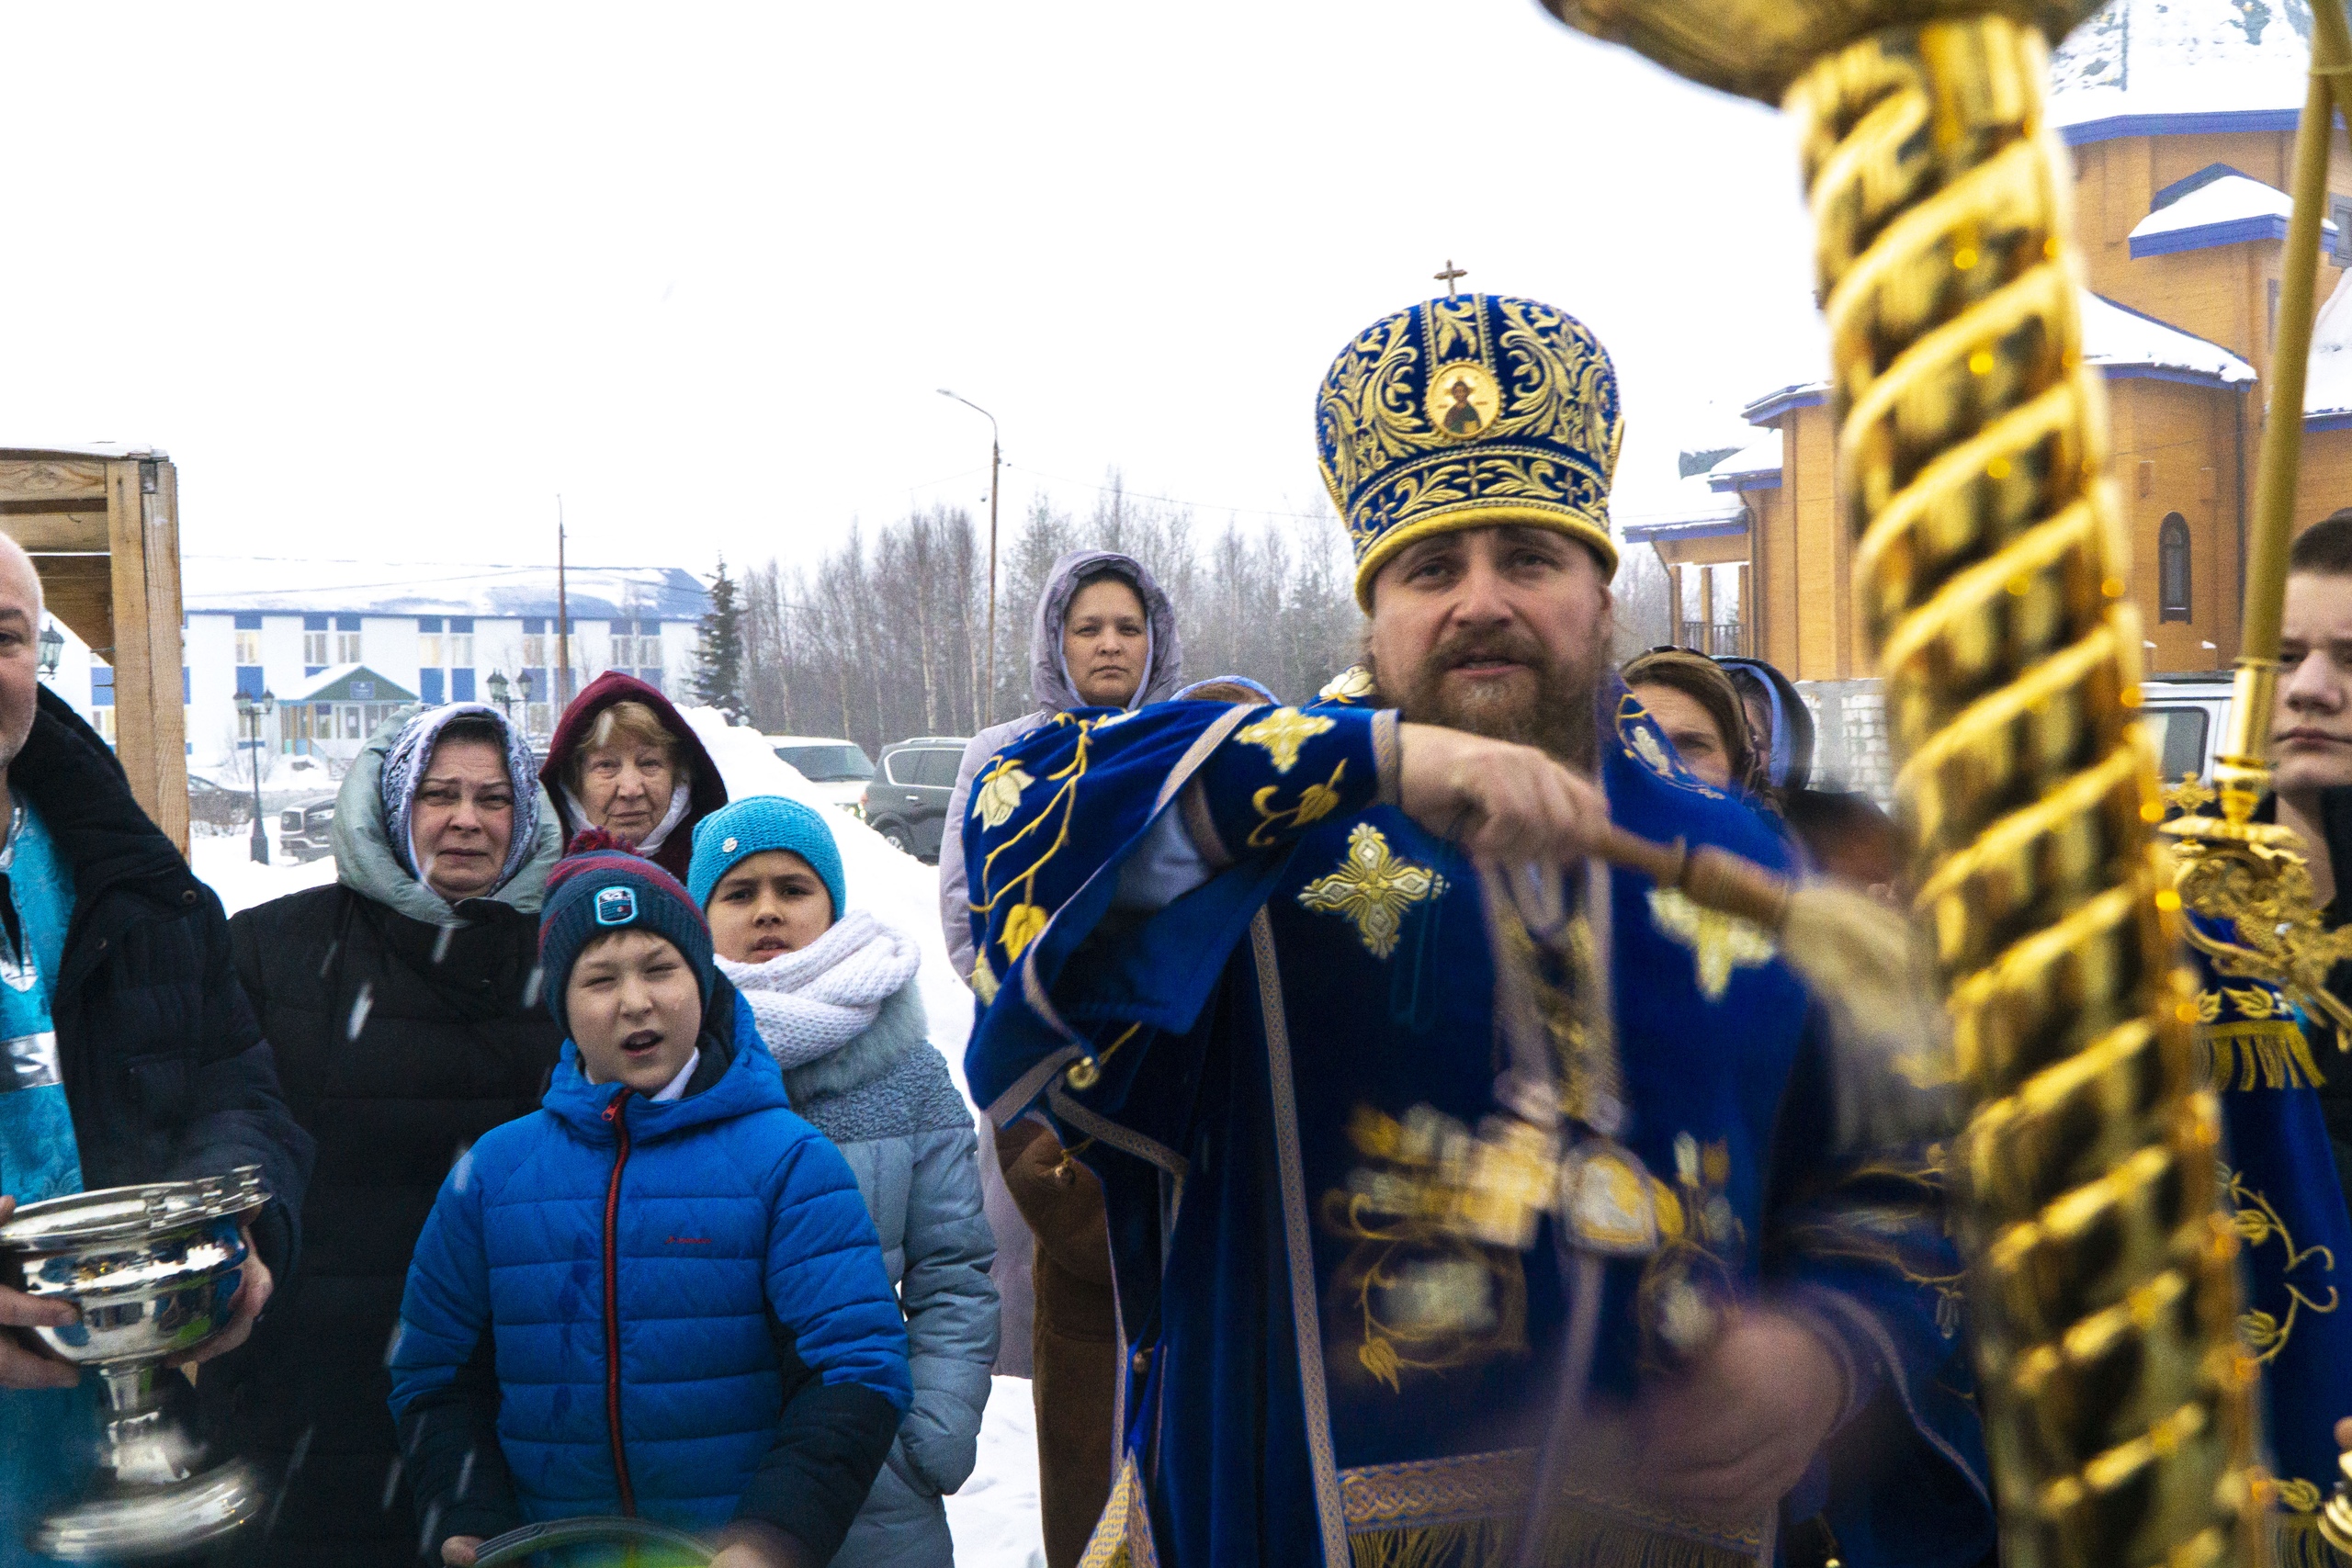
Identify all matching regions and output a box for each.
[214,703,566,1568]
[934,548,1180,1568]
[938,548,1182,976]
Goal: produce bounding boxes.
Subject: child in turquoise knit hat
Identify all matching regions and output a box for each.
[688,797,998,1568]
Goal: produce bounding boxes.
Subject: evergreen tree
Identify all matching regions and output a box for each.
[692,553,750,724]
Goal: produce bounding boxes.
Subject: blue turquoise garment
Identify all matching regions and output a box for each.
[0,800,81,1204]
[0,797,97,1568]
[2183,915,2352,1560]
[964,691,1991,1568]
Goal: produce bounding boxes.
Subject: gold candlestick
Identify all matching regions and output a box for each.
[1540,5,2256,1564]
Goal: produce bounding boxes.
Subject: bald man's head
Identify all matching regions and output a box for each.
[0,536,42,621]
[0,536,44,779]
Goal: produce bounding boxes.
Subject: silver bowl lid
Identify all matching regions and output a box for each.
[0,1167,268,1251]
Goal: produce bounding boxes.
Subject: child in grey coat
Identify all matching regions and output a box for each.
[690,795,999,1568]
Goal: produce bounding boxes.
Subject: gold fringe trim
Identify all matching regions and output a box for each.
[1349,1510,1755,1568]
[2197,1021,2327,1090]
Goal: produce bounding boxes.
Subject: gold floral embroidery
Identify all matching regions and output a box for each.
[2224,984,2290,1021]
[970,949,999,1006]
[1318,666,1376,704]
[971,757,1034,831]
[1646,887,1774,1001]
[1320,1104,1533,1394]
[1297,823,1447,960]
[1249,761,1348,849]
[2278,1476,2325,1514]
[1001,902,1047,962]
[1238,707,1335,774]
[971,713,1099,960]
[2197,988,2223,1023]
[2224,1164,2339,1364]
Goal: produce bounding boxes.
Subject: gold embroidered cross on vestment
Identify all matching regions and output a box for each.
[1299,823,1447,960]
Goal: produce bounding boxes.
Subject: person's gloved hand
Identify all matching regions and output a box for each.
[0,1195,81,1390]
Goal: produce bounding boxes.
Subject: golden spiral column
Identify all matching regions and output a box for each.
[1783,20,2255,1567]
[1539,3,2260,1562]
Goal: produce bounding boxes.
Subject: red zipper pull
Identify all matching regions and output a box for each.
[601,1087,628,1123]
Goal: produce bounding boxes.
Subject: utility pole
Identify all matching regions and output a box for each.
[556,495,571,710]
[938,389,1001,726]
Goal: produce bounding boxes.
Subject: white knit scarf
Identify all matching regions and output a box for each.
[718,909,921,1071]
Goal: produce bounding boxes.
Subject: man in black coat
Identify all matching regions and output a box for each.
[0,534,312,1557]
[212,702,564,1568]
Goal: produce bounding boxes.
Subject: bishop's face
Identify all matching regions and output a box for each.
[1363,525,1612,769]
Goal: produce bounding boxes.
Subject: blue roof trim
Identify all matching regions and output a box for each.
[1707,470,1782,492]
[2130,212,2292,257]
[1622,517,1750,545]
[2061,107,2302,148]
[2151,163,2252,212]
[2306,411,2352,432]
[1743,385,1827,424]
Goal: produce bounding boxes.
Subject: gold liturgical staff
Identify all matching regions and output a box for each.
[1539,2,2258,1565]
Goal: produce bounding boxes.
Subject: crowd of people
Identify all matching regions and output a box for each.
[6,285,2348,1568]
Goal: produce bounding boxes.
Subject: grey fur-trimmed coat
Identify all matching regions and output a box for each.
[780,978,1000,1568]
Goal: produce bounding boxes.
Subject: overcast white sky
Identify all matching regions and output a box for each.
[0,2,1825,576]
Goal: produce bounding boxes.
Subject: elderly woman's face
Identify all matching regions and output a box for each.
[412,738,515,900]
[578,740,677,844]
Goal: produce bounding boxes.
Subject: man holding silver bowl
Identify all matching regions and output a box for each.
[0,536,313,1563]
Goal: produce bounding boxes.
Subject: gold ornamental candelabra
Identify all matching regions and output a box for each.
[1541,5,2257,1564]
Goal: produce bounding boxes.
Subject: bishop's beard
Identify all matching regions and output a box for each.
[1364,618,1608,773]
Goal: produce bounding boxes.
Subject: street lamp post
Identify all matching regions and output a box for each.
[233,688,277,864]
[35,621,62,682]
[938,389,1001,727]
[487,669,513,727]
[516,671,537,744]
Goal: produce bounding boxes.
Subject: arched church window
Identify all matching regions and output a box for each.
[2159,512,2192,623]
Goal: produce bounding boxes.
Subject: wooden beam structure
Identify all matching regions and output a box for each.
[0,446,188,855]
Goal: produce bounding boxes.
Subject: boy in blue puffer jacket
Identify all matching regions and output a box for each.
[387,831,911,1568]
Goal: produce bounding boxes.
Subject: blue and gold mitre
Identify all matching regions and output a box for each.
[1317,292,1623,607]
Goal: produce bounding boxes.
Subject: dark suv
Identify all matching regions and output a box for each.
[861,737,968,863]
[278,795,337,863]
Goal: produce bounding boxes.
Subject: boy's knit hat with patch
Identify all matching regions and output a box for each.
[539,829,716,1036]
[687,795,848,919]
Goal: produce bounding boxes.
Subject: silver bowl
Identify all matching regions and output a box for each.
[1,1167,271,1561]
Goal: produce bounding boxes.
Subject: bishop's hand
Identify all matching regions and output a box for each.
[1396,723,1602,864]
[1630,1310,1847,1523]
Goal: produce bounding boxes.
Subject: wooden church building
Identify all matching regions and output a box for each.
[1634,0,2352,679]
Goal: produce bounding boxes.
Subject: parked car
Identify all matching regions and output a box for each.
[2139,672,2233,789]
[861,736,969,863]
[764,735,876,813]
[278,795,337,863]
[187,775,252,830]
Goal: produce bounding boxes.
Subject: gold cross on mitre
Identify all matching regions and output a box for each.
[1434,259,1468,297]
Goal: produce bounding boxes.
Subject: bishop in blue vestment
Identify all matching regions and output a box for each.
[963,293,1994,1567]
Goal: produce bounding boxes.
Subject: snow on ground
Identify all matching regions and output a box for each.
[187,710,1047,1568]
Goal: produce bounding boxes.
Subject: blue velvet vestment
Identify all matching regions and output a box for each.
[2185,918,2352,1562]
[963,689,1994,1567]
